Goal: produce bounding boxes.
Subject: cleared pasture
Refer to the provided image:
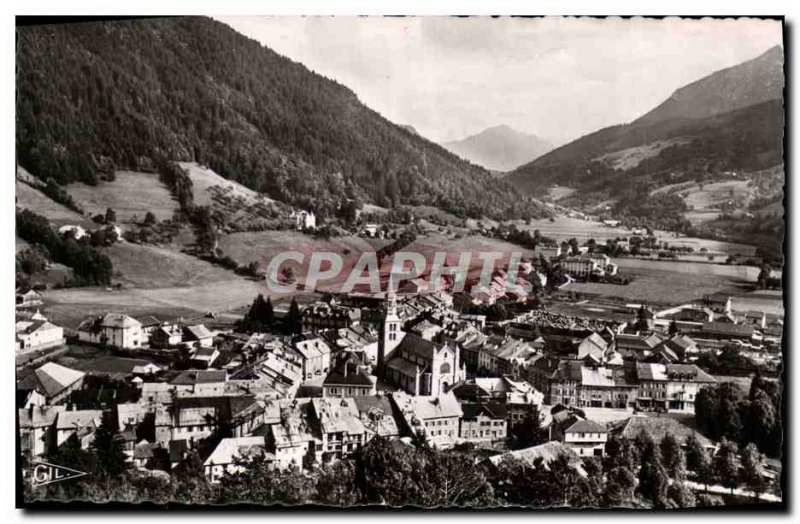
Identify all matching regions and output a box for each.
[178,161,272,207]
[103,242,237,288]
[66,171,178,224]
[16,181,94,228]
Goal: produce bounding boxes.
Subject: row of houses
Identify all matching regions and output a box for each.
[527,357,716,413]
[76,313,213,350]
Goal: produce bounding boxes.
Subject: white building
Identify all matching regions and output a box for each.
[77,313,143,349]
[204,436,270,483]
[294,210,316,230]
[16,316,65,352]
[58,224,87,240]
[563,419,608,457]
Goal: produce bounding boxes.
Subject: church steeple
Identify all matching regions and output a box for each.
[378,291,404,370]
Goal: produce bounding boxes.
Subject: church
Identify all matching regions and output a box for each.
[378,294,465,396]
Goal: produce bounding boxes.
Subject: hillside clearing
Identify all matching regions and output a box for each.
[16,180,94,228]
[103,242,239,289]
[66,171,178,224]
[595,138,689,170]
[178,161,274,207]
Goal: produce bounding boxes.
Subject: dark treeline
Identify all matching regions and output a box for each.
[17,17,548,222]
[16,209,113,286]
[27,429,775,509]
[695,376,782,458]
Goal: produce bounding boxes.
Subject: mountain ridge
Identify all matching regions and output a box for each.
[442,125,553,172]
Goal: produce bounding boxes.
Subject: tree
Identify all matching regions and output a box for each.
[667,481,696,508]
[739,443,767,498]
[285,297,302,335]
[668,319,679,337]
[660,433,687,481]
[605,466,636,507]
[105,207,117,224]
[144,211,158,226]
[637,435,669,508]
[712,437,740,494]
[316,460,360,506]
[91,411,128,477]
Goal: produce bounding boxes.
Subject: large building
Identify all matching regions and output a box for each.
[77,313,144,349]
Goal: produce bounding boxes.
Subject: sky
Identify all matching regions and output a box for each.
[215,16,782,145]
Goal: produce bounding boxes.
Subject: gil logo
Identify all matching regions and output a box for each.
[30,461,87,487]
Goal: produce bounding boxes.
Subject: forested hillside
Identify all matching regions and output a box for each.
[16,17,546,222]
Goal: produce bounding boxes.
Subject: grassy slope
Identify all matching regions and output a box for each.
[65,171,178,224]
[16,180,94,228]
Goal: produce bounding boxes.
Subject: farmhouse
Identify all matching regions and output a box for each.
[563,419,608,457]
[204,436,270,483]
[17,362,85,405]
[391,391,463,448]
[16,316,65,352]
[16,289,43,309]
[77,313,144,349]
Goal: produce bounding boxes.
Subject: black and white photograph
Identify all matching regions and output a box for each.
[12,12,787,511]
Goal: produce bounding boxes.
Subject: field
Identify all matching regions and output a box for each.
[545,186,576,201]
[218,230,388,268]
[66,171,178,224]
[596,138,689,171]
[511,217,755,257]
[178,161,273,207]
[104,242,238,288]
[16,181,95,228]
[565,261,754,306]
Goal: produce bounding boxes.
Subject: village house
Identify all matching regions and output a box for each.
[322,325,380,367]
[302,302,361,332]
[190,346,221,369]
[459,403,508,444]
[291,336,332,381]
[293,209,316,230]
[16,289,43,309]
[562,419,608,457]
[635,363,716,413]
[391,391,463,449]
[264,398,322,470]
[322,353,376,398]
[17,362,86,406]
[182,324,214,348]
[150,324,183,349]
[486,441,587,477]
[614,332,664,359]
[155,395,267,447]
[478,337,538,376]
[170,370,227,397]
[15,314,65,352]
[77,313,144,349]
[204,436,271,483]
[54,409,103,448]
[533,244,561,262]
[310,397,368,463]
[18,405,65,458]
[352,395,401,439]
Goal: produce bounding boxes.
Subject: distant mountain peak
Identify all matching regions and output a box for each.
[442,125,553,172]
